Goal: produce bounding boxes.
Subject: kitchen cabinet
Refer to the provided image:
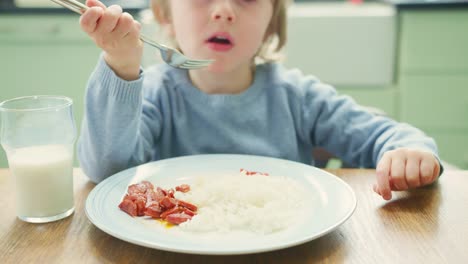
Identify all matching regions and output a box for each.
[398,8,468,168]
[0,15,101,167]
[284,2,396,87]
[399,9,468,73]
[283,2,398,118]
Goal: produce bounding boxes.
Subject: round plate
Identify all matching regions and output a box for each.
[85,154,356,255]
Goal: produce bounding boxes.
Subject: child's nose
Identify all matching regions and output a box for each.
[212,1,236,23]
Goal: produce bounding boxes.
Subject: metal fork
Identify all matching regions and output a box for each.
[50,0,213,70]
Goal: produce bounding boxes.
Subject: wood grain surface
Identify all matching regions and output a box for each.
[1,168,467,264]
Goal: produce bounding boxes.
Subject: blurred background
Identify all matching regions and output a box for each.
[1,0,467,169]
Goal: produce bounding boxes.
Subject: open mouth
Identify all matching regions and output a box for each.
[206,33,234,52]
[207,36,232,45]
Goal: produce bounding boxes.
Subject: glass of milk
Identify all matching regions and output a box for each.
[0,95,76,223]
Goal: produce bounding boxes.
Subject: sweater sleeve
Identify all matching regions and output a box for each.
[77,56,163,183]
[299,77,440,168]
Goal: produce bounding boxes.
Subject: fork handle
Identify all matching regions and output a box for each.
[50,0,163,49]
[50,0,87,15]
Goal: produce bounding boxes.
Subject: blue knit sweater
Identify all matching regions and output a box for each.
[77,57,439,183]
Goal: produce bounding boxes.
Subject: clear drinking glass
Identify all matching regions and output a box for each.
[0,95,77,223]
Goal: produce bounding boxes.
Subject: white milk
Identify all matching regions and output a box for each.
[8,145,74,218]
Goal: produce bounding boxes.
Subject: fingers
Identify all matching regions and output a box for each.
[375,153,392,200]
[433,158,441,181]
[79,3,141,50]
[94,5,122,35]
[405,154,421,188]
[86,0,106,9]
[127,20,142,39]
[420,153,439,185]
[80,6,104,34]
[372,179,397,196]
[390,155,408,190]
[80,0,107,33]
[115,14,141,48]
[374,149,440,201]
[113,12,133,37]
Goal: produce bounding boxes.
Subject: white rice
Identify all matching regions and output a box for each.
[174,173,308,234]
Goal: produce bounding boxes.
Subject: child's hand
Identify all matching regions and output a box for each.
[79,0,143,80]
[373,148,441,200]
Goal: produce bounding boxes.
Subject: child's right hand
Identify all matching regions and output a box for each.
[79,0,143,80]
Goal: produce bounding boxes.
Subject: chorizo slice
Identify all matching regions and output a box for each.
[144,204,163,218]
[160,206,183,219]
[160,197,177,210]
[175,184,191,193]
[118,199,137,217]
[128,181,154,195]
[177,200,198,212]
[165,213,192,225]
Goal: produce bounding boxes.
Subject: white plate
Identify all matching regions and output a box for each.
[85,154,356,255]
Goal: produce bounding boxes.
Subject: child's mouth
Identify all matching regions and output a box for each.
[206,34,234,52]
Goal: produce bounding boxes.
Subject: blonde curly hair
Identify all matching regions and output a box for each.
[150,0,288,62]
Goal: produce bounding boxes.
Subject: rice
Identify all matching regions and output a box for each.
[174,173,308,234]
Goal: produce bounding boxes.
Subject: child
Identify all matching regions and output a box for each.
[77,0,442,201]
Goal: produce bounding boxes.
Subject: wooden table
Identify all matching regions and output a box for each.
[1,168,467,263]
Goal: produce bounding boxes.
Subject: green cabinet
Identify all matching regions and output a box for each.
[0,15,101,167]
[399,9,468,73]
[400,75,468,131]
[398,8,468,169]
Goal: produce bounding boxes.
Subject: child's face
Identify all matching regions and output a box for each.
[166,0,274,73]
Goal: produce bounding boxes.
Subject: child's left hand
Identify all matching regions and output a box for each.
[373,148,441,200]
